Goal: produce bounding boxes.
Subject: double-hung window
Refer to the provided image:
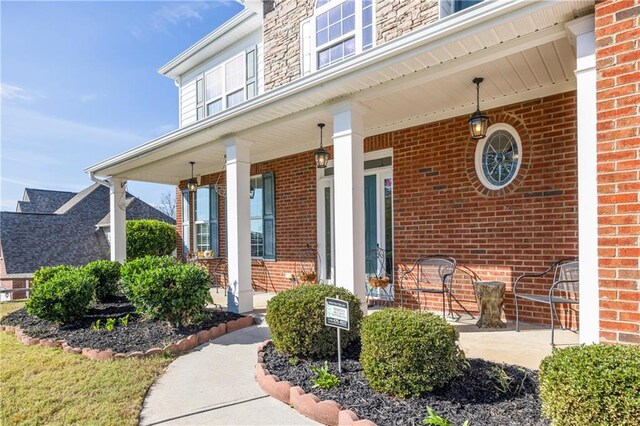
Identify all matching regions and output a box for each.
[250,172,276,260]
[301,0,375,75]
[193,186,219,256]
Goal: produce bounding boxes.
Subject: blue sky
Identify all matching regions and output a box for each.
[1,0,243,211]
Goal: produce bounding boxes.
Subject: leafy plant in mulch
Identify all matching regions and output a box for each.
[120,256,210,327]
[26,266,97,324]
[311,361,340,390]
[424,407,468,426]
[265,284,363,358]
[539,344,640,426]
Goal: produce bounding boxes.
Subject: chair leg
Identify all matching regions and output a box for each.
[550,303,556,347]
[515,296,520,332]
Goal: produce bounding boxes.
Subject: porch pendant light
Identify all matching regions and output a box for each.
[469,77,489,140]
[315,123,329,168]
[187,161,198,192]
[250,186,255,199]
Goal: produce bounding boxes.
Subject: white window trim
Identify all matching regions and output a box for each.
[197,52,247,121]
[308,0,376,73]
[474,123,522,190]
[194,186,211,253]
[250,175,264,259]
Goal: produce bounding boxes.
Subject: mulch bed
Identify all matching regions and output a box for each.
[263,342,550,426]
[0,297,243,353]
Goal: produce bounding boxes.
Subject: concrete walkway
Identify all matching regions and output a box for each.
[139,321,317,425]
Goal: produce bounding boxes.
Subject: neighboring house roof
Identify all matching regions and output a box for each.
[1,183,175,275]
[16,188,76,213]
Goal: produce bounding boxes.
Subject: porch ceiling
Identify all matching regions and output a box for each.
[87,0,594,185]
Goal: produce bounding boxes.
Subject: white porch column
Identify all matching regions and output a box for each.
[332,101,367,311]
[567,15,598,344]
[109,177,127,263]
[225,138,253,314]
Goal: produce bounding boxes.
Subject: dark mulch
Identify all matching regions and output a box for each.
[263,342,550,426]
[0,297,244,353]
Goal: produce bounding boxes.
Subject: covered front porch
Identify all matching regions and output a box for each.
[86,2,598,343]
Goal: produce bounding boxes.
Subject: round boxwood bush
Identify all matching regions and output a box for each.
[539,344,640,425]
[126,219,176,260]
[120,256,209,326]
[32,264,74,287]
[26,267,97,324]
[360,308,461,398]
[265,284,363,358]
[83,260,121,301]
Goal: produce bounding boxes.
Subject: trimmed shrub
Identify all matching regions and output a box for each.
[120,256,209,326]
[360,308,461,398]
[83,260,121,301]
[26,267,97,324]
[539,344,640,426]
[126,219,176,260]
[265,284,363,358]
[33,265,74,287]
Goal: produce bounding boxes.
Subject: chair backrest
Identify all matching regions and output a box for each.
[554,260,579,293]
[366,245,387,278]
[414,256,456,289]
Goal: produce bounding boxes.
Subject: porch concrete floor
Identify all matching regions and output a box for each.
[210,291,579,370]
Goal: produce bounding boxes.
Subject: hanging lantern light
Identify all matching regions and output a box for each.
[469,77,489,139]
[249,185,255,199]
[187,161,198,192]
[315,123,329,168]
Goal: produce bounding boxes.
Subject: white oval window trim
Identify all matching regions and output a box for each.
[474,123,522,190]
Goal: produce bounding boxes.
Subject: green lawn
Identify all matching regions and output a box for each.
[0,302,171,425]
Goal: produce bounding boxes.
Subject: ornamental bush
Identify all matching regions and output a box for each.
[120,256,209,326]
[126,219,176,260]
[32,264,74,287]
[83,260,121,301]
[360,308,461,398]
[539,344,640,426]
[26,267,97,324]
[265,284,363,358]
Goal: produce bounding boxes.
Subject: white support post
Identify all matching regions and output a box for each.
[109,177,127,263]
[225,138,253,314]
[567,15,599,344]
[332,101,367,312]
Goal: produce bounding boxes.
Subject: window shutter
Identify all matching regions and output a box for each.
[209,187,219,257]
[300,18,312,76]
[440,0,454,18]
[181,189,190,258]
[262,171,276,260]
[245,46,258,99]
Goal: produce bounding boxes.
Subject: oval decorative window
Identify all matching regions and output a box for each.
[475,124,522,190]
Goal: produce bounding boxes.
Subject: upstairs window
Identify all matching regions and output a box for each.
[194,47,259,121]
[440,0,483,19]
[301,0,375,75]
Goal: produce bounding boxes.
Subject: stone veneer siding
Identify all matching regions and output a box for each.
[263,0,440,91]
[176,92,578,327]
[595,0,640,344]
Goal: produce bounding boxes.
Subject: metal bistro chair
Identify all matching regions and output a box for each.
[399,256,456,318]
[514,258,579,345]
[294,243,322,285]
[365,245,392,305]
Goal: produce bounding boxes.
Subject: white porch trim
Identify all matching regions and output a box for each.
[567,14,598,345]
[332,101,367,311]
[225,138,254,313]
[109,177,127,263]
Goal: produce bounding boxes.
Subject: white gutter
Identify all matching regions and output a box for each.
[85,0,567,177]
[89,172,111,187]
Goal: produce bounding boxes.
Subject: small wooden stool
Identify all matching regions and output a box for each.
[473,281,506,328]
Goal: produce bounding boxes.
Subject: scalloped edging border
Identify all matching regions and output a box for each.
[255,340,376,426]
[0,315,255,361]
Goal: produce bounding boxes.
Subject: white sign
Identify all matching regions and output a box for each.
[325,297,349,331]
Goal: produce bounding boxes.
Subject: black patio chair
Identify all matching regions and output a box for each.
[513,258,579,346]
[294,243,322,285]
[399,255,456,318]
[365,244,392,304]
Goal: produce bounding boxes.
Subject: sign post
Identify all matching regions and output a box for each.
[325,296,350,373]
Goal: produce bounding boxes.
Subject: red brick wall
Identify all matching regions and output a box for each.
[175,92,579,327]
[595,0,640,344]
[391,92,579,326]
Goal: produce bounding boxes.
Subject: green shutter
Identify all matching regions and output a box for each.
[364,175,377,274]
[246,46,258,99]
[262,171,276,260]
[209,187,219,257]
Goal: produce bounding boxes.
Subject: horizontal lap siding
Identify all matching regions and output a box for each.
[595,0,640,344]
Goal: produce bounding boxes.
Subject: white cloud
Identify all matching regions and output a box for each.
[151,2,212,32]
[0,83,41,102]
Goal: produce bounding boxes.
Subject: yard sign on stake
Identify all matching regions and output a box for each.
[325,295,349,373]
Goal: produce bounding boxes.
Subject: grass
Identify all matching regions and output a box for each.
[0,301,172,425]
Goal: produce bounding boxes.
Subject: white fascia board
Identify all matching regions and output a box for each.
[85,0,567,177]
[158,8,259,79]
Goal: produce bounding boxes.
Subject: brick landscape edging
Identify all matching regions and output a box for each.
[0,315,255,361]
[255,340,376,426]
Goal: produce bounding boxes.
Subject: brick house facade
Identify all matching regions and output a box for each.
[90,0,639,344]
